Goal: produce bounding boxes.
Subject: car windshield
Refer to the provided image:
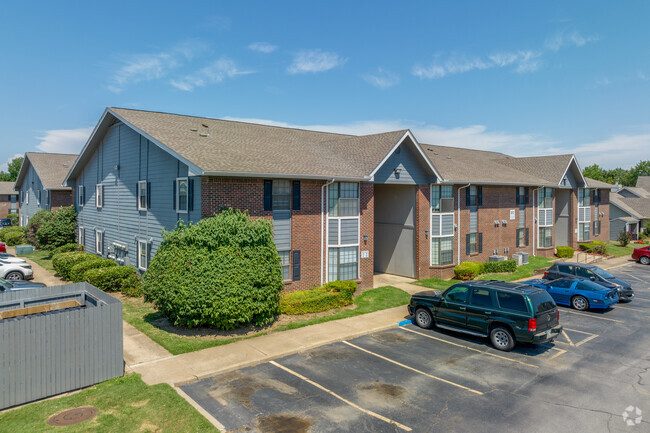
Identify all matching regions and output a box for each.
[0,278,11,291]
[591,267,614,279]
[528,291,556,314]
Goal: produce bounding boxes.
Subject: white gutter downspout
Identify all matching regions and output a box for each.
[532,186,544,257]
[457,184,471,265]
[321,179,336,285]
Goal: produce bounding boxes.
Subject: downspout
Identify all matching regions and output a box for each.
[321,179,336,285]
[457,184,471,265]
[532,186,544,257]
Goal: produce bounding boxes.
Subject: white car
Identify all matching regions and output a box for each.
[0,254,27,265]
[0,260,33,280]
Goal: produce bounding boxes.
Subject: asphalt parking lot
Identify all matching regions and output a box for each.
[181,262,650,432]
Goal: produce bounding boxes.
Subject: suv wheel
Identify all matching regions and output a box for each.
[490,327,515,351]
[5,271,24,281]
[571,295,589,311]
[640,256,650,265]
[414,308,434,329]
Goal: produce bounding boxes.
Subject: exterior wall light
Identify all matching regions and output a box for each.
[424,229,429,238]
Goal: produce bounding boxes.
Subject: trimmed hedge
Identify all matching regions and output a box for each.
[70,258,117,282]
[556,246,574,258]
[280,281,357,315]
[1,227,26,246]
[52,251,99,280]
[579,240,607,254]
[83,266,143,296]
[454,261,482,280]
[144,208,284,330]
[51,243,84,256]
[482,259,517,274]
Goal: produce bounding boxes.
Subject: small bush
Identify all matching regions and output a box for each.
[0,226,27,246]
[36,206,77,249]
[70,258,117,282]
[52,251,98,280]
[556,246,574,258]
[6,213,18,226]
[454,261,482,280]
[280,283,355,315]
[579,240,607,254]
[51,243,84,256]
[482,259,517,274]
[322,280,357,300]
[83,266,142,295]
[618,231,632,247]
[25,209,52,247]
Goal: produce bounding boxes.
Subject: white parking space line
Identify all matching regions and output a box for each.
[561,310,623,323]
[270,360,413,432]
[617,273,646,283]
[400,327,538,368]
[342,341,485,395]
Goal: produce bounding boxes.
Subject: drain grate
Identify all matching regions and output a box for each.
[47,406,99,426]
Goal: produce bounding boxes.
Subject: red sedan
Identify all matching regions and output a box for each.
[0,242,5,253]
[632,245,650,265]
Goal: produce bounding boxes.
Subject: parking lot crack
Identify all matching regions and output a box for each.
[425,397,451,433]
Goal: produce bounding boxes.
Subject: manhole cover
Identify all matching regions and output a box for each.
[46,406,99,426]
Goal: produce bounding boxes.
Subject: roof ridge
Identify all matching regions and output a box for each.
[421,143,508,156]
[25,151,78,156]
[110,107,356,138]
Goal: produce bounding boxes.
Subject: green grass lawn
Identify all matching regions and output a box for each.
[607,240,650,258]
[16,249,55,272]
[123,285,410,355]
[0,374,217,433]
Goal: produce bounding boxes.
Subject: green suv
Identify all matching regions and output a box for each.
[407,280,562,351]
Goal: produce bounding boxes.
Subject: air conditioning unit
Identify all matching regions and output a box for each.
[440,197,454,213]
[517,251,529,264]
[512,253,524,266]
[489,255,506,262]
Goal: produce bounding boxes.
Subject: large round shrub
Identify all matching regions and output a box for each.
[1,227,26,246]
[83,266,142,295]
[52,251,98,280]
[454,261,482,280]
[36,206,77,249]
[70,258,117,282]
[144,208,283,329]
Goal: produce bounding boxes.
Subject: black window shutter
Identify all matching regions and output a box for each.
[478,232,483,253]
[525,228,529,246]
[592,189,597,203]
[172,180,176,210]
[83,185,86,204]
[478,186,483,206]
[292,250,301,281]
[147,182,151,209]
[188,178,194,211]
[466,233,471,255]
[516,188,520,205]
[525,187,529,205]
[593,221,597,236]
[264,180,272,211]
[147,242,152,268]
[465,188,470,206]
[292,180,301,211]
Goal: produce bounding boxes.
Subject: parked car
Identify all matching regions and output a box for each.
[0,253,27,264]
[526,278,618,311]
[0,260,33,280]
[632,246,650,265]
[543,262,634,302]
[408,280,562,351]
[0,218,11,228]
[0,277,45,293]
[0,242,5,253]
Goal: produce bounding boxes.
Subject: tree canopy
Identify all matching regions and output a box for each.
[0,156,23,182]
[583,160,650,187]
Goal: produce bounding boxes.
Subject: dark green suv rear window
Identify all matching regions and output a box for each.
[496,292,528,313]
[529,291,555,314]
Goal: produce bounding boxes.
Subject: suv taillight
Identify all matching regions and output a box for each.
[528,318,537,332]
[557,309,560,321]
[543,271,548,277]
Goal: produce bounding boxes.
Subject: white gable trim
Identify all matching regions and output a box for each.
[368,130,443,182]
[559,155,587,187]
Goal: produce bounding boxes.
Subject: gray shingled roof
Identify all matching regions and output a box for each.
[610,194,650,219]
[15,153,77,190]
[584,177,616,189]
[0,181,16,195]
[636,176,650,193]
[110,108,409,179]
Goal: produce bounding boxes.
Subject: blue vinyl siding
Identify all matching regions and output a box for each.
[72,123,201,268]
[372,140,435,185]
[18,163,47,225]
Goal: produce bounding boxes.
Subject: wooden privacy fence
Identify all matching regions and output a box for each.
[0,283,123,410]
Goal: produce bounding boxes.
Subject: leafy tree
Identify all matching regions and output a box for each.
[0,156,23,182]
[36,205,77,249]
[582,160,650,187]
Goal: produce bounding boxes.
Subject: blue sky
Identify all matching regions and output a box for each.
[2,1,649,173]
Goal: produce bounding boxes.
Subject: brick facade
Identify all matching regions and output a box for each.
[0,194,19,219]
[50,190,73,211]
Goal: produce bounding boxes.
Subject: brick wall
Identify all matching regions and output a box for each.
[358,182,374,291]
[50,190,73,210]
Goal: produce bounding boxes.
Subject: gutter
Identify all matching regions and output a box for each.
[203,171,367,182]
[457,184,471,265]
[532,186,544,257]
[321,179,336,285]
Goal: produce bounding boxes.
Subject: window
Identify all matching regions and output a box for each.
[516,187,529,205]
[578,188,591,207]
[539,227,552,248]
[538,204,553,248]
[78,185,84,207]
[557,264,574,274]
[444,286,468,303]
[497,292,528,313]
[138,240,148,270]
[468,186,478,206]
[95,230,103,255]
[25,191,29,205]
[272,180,291,211]
[328,246,358,281]
[431,213,454,265]
[37,190,41,205]
[78,226,85,245]
[328,182,359,217]
[575,267,595,279]
[279,250,290,280]
[538,187,552,208]
[138,181,148,211]
[551,279,574,289]
[517,228,527,248]
[471,288,493,308]
[578,188,591,242]
[431,185,453,212]
[467,233,478,254]
[96,184,103,208]
[176,178,188,213]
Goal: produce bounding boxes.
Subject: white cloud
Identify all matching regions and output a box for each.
[287,49,346,74]
[36,127,94,154]
[571,132,650,169]
[361,68,400,89]
[248,42,277,53]
[169,58,254,92]
[109,41,208,92]
[0,154,22,172]
[545,30,598,52]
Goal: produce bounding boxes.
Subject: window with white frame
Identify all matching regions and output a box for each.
[176,178,188,213]
[78,226,85,245]
[538,188,553,248]
[272,180,291,211]
[96,184,103,208]
[327,182,359,281]
[95,229,103,255]
[78,185,84,207]
[138,181,148,211]
[279,250,290,280]
[578,188,590,242]
[37,190,41,206]
[138,240,148,270]
[25,190,29,205]
[431,185,454,265]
